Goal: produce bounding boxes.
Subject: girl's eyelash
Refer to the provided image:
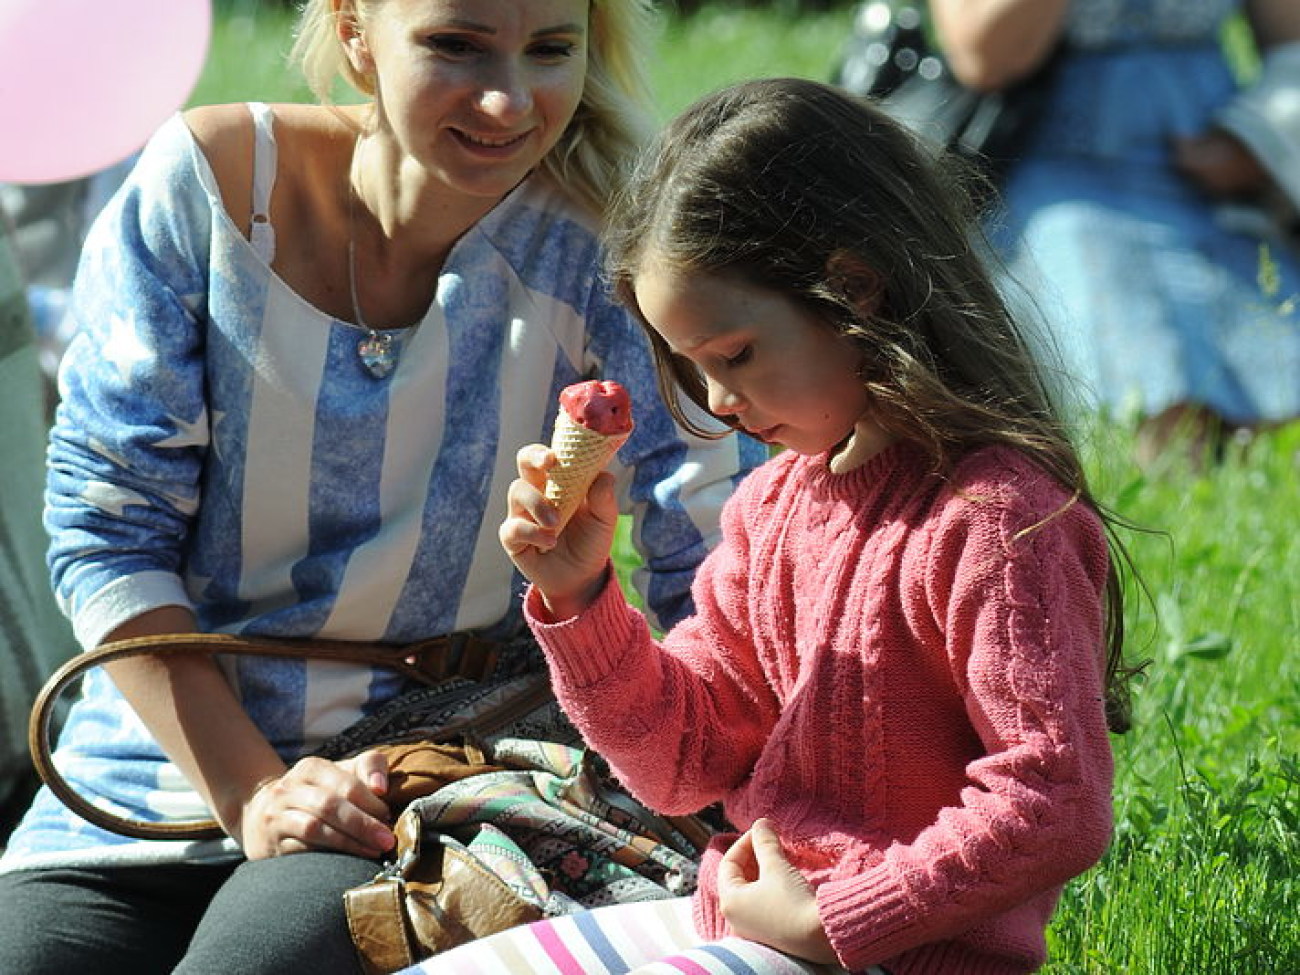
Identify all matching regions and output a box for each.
[724,346,752,366]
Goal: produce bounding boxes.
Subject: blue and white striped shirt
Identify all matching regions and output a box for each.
[4,111,762,870]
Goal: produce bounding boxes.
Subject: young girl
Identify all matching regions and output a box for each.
[465,77,1132,975]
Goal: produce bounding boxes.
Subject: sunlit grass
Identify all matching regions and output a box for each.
[1049,423,1300,971]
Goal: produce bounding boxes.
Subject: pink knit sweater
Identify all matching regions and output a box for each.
[525,442,1115,974]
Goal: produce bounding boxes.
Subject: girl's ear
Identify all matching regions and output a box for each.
[826,250,883,316]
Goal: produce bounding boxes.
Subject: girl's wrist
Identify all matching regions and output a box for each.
[538,566,610,622]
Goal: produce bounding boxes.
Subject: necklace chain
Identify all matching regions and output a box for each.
[345,233,378,336]
[346,145,410,380]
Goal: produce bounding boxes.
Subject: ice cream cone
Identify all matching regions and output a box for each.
[545,410,630,528]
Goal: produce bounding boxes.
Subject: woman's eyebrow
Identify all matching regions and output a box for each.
[438,19,586,38]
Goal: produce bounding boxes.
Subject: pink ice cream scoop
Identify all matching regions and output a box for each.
[558,380,634,435]
[545,380,634,527]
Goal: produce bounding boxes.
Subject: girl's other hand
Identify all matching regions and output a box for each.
[499,443,617,620]
[237,750,395,860]
[716,818,838,965]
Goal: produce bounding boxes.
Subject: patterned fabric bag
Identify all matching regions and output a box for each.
[341,736,711,975]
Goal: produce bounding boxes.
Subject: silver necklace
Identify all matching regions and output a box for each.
[346,234,403,379]
[345,156,414,380]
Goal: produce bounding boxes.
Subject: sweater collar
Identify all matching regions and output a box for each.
[801,439,930,500]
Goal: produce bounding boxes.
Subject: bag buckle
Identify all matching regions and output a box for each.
[403,632,501,683]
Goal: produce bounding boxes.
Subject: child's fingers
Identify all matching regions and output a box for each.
[515,443,556,486]
[747,817,790,868]
[505,470,560,531]
[584,471,619,525]
[717,828,758,887]
[499,511,558,558]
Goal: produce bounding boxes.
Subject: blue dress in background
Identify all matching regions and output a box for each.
[992,0,1300,425]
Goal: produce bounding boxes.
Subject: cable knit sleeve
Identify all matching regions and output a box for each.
[816,457,1115,970]
[523,460,783,815]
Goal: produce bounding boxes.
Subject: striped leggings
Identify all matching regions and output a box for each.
[397,897,889,975]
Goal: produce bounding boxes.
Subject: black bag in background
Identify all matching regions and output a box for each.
[832,1,1059,183]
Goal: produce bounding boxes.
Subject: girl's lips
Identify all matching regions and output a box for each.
[746,424,780,444]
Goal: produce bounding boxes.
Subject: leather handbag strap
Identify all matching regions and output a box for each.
[27,630,500,842]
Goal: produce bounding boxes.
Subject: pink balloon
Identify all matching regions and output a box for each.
[0,0,211,183]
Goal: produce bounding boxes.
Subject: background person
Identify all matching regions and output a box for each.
[0,219,77,846]
[0,1,763,973]
[931,0,1300,465]
[0,158,136,393]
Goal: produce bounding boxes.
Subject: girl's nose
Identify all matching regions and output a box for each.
[706,377,744,417]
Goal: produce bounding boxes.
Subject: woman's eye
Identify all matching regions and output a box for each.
[530,41,578,61]
[426,35,481,58]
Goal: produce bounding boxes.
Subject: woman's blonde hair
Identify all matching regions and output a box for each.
[290,0,657,215]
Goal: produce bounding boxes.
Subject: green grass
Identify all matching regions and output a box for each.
[1046,423,1300,972]
[195,4,1300,969]
[650,4,850,119]
[188,4,309,108]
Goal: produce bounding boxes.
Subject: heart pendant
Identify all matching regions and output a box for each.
[357,331,398,379]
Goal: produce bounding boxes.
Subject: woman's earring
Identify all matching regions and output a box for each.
[347,34,373,74]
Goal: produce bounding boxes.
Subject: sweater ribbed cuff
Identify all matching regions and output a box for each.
[890,942,1029,975]
[817,865,918,969]
[818,868,1037,975]
[523,569,644,688]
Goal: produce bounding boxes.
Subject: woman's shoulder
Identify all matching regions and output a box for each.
[181,102,354,240]
[181,104,258,228]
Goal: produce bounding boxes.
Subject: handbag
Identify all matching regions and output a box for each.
[344,737,714,974]
[832,1,1059,182]
[29,632,715,975]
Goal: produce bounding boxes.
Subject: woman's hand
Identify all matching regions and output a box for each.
[237,749,395,860]
[716,818,838,965]
[499,443,618,621]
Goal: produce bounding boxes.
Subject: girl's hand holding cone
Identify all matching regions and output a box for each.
[499,381,632,621]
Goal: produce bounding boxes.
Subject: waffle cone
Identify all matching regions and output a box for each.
[545,410,630,528]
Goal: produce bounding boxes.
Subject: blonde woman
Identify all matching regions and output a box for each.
[0,2,763,972]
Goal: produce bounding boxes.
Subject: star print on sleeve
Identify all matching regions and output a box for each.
[79,479,151,518]
[101,309,154,384]
[154,412,210,450]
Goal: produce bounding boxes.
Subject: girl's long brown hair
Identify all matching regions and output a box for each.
[604,78,1139,732]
